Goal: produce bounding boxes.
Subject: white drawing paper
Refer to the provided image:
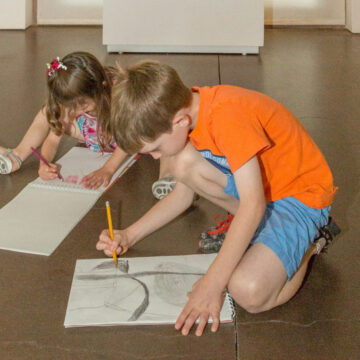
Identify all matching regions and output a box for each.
[64,254,235,327]
[0,147,138,256]
[31,147,137,193]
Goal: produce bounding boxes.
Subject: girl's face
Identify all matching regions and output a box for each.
[75,98,97,116]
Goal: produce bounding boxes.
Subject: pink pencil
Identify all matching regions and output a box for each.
[30,146,63,180]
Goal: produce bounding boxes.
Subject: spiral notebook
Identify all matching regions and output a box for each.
[64,254,235,327]
[0,147,138,256]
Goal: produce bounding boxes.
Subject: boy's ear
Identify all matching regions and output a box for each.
[173,114,191,128]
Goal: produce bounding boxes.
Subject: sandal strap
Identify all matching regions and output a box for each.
[5,149,22,169]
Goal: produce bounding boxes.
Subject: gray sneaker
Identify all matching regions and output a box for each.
[314,217,341,253]
[198,214,234,253]
[152,176,176,199]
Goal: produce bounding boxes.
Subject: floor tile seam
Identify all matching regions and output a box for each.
[234,313,240,360]
[236,318,360,328]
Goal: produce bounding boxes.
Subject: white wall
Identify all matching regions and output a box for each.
[0,0,34,29]
[36,0,345,26]
[37,0,102,25]
[265,0,345,25]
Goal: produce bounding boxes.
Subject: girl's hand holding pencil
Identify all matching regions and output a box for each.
[31,146,63,181]
[38,161,62,180]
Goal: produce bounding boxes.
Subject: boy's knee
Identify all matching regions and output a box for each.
[228,276,268,314]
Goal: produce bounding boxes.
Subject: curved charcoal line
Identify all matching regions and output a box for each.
[126,277,149,321]
[93,259,129,273]
[73,271,204,322]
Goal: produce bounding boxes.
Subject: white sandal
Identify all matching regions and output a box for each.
[152,175,177,199]
[0,149,22,174]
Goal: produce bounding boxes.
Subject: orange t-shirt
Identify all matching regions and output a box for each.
[189,85,337,209]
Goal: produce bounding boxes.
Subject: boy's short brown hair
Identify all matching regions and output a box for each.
[110,60,192,154]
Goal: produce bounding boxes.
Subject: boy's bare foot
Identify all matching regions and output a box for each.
[0,147,22,174]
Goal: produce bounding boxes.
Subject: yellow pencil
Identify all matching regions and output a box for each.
[105,201,118,268]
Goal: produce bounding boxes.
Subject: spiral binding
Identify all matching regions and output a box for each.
[30,179,101,194]
[225,292,236,319]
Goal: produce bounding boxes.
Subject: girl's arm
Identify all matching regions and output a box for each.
[38,130,63,180]
[81,146,128,189]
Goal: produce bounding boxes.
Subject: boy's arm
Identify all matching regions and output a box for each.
[175,156,266,336]
[81,147,128,189]
[38,130,63,180]
[96,181,195,256]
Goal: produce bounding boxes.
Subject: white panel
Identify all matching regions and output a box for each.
[264,0,345,25]
[346,0,360,33]
[103,0,264,54]
[37,0,103,25]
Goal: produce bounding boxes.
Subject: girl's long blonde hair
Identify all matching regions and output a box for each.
[45,51,112,149]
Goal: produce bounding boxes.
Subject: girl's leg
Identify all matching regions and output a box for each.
[0,109,50,171]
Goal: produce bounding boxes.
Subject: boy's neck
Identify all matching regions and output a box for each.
[189,91,200,130]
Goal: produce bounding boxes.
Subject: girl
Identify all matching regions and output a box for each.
[0,51,127,189]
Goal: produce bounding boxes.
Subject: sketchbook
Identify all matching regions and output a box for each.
[0,147,138,256]
[64,254,235,327]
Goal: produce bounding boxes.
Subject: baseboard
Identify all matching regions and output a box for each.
[107,44,260,55]
[265,19,345,26]
[37,19,103,25]
[35,18,346,28]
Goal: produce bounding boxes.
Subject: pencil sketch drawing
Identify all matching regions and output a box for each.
[64,255,219,327]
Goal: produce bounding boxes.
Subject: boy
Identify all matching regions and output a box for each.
[96,61,337,336]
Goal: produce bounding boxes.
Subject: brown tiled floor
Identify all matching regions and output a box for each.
[0,26,359,360]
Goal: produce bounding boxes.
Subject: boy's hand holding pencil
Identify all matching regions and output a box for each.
[96,228,130,258]
[102,201,129,264]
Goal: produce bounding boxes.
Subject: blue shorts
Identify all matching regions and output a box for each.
[225,174,331,280]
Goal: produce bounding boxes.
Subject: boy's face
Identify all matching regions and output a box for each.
[140,112,191,159]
